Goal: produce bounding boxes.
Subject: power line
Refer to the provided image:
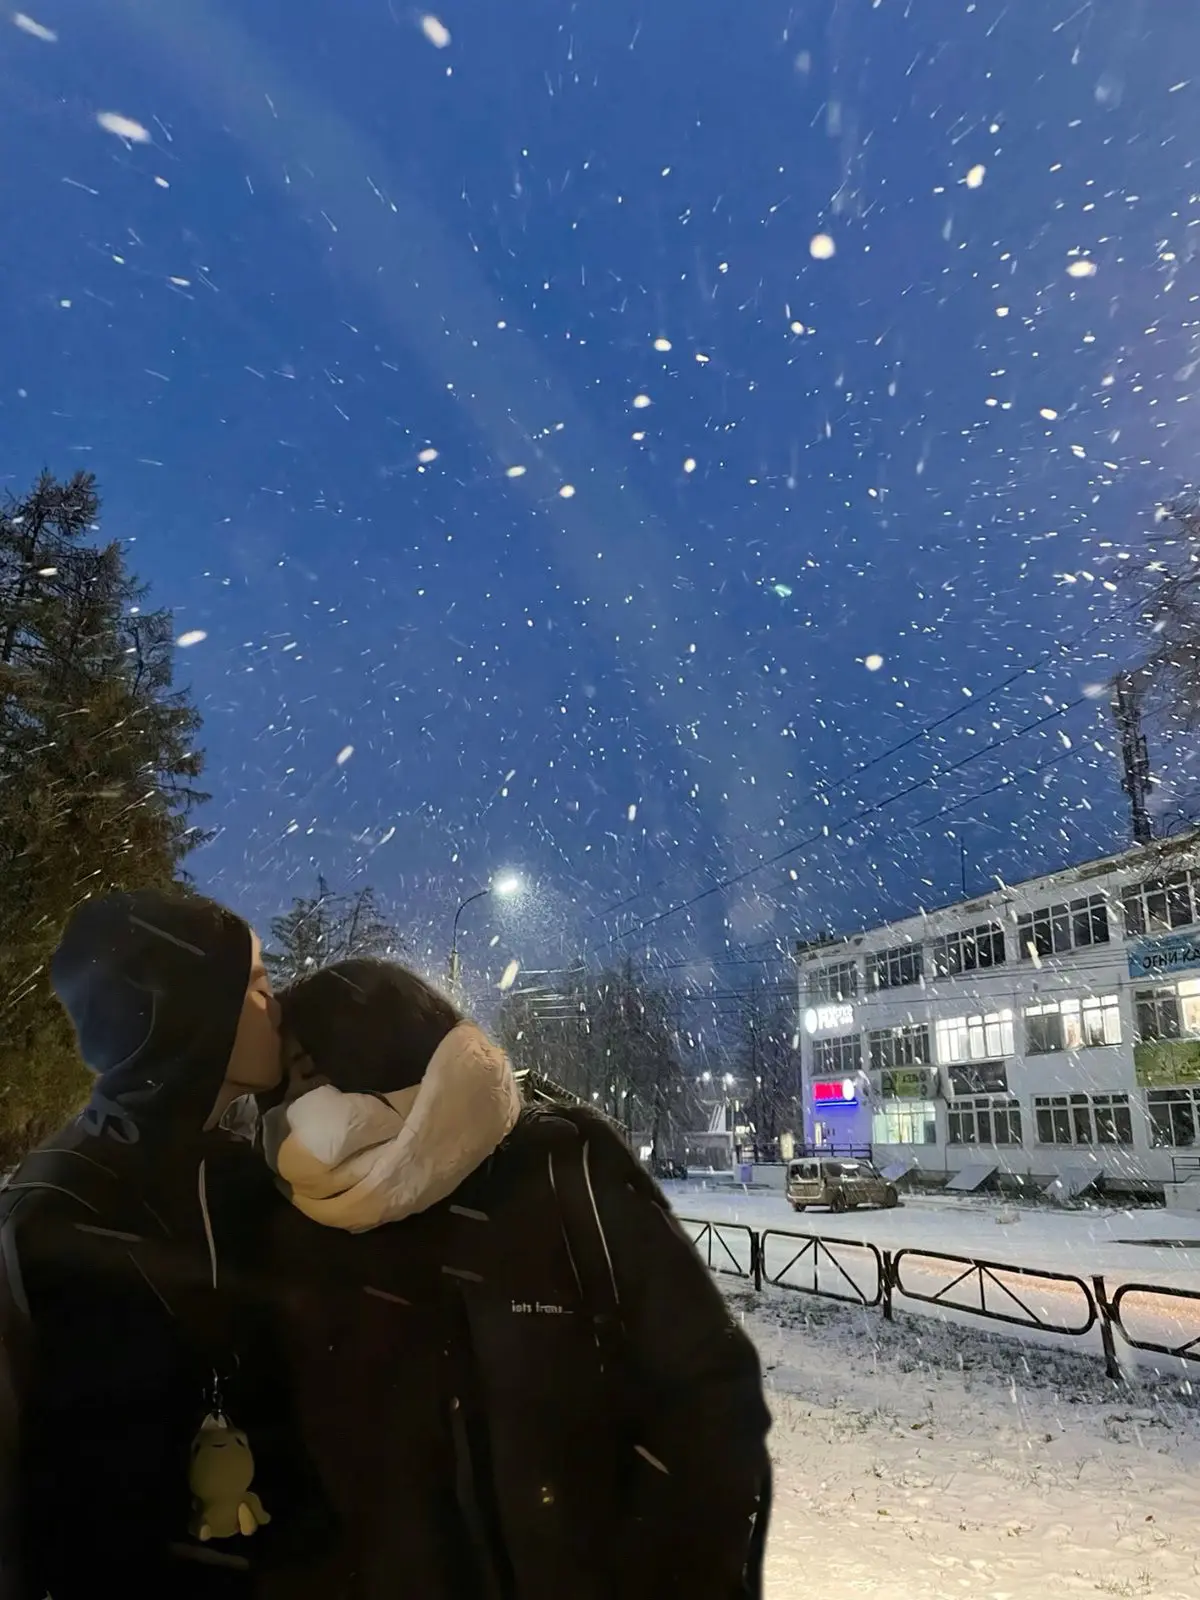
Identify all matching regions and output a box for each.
[593,658,1050,922]
[593,582,1134,928]
[602,695,1093,948]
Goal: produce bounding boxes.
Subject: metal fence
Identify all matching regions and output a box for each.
[677,1216,1200,1381]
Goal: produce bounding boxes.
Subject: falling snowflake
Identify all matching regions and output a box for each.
[653,337,672,352]
[632,393,652,409]
[336,745,354,765]
[176,630,207,648]
[558,484,576,499]
[1066,259,1097,279]
[505,464,527,478]
[96,110,151,143]
[12,12,56,41]
[417,447,439,464]
[420,14,451,48]
[964,164,986,189]
[864,653,884,672]
[498,959,520,992]
[683,457,697,474]
[809,233,836,260]
[1040,407,1059,421]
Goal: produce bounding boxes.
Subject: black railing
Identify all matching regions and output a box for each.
[891,1247,1096,1338]
[1170,1153,1200,1185]
[760,1228,884,1307]
[676,1217,1200,1380]
[676,1219,761,1289]
[787,1144,873,1162]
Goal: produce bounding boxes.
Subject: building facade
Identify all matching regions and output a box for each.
[795,831,1200,1195]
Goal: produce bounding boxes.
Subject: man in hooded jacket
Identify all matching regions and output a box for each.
[0,889,332,1600]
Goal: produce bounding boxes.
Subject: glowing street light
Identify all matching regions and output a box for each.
[448,874,522,990]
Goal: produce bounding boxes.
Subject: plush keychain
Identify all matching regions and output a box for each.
[188,1413,272,1541]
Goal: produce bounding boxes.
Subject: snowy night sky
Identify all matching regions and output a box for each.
[3,0,1199,990]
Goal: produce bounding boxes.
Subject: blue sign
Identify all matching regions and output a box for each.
[1128,931,1200,981]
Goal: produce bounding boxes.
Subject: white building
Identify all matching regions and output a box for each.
[795,830,1200,1197]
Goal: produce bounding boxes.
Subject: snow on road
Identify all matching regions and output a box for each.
[732,1282,1200,1598]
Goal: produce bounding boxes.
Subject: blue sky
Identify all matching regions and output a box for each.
[3,0,1198,991]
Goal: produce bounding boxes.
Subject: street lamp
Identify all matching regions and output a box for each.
[448,874,522,990]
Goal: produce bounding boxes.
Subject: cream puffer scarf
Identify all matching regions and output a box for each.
[261,1021,522,1233]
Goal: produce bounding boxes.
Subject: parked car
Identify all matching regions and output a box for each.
[786,1157,899,1214]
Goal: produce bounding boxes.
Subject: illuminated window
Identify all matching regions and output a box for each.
[1024,995,1121,1052]
[872,1101,937,1146]
[1136,977,1200,1040]
[930,922,1006,976]
[1017,894,1109,959]
[935,1010,1014,1063]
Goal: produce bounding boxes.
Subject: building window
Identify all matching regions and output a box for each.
[1017,894,1110,960]
[1024,995,1122,1053]
[1123,870,1200,938]
[947,1097,1023,1146]
[872,1101,937,1145]
[1148,1087,1200,1148]
[868,1024,932,1073]
[1033,1093,1132,1146]
[1136,977,1200,1041]
[930,922,1006,977]
[807,960,857,1002]
[947,1061,1010,1096]
[812,1034,862,1077]
[865,944,923,991]
[935,1010,1015,1063]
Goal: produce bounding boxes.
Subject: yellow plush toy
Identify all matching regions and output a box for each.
[188,1413,272,1542]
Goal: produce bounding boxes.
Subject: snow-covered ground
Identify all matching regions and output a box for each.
[733,1281,1200,1598]
[665,1180,1200,1284]
[665,1181,1200,1379]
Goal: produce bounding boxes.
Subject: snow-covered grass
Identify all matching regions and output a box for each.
[735,1281,1200,1598]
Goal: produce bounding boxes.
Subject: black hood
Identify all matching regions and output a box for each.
[51,888,252,1144]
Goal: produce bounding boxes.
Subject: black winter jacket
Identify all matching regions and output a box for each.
[264,1105,771,1600]
[0,1121,336,1600]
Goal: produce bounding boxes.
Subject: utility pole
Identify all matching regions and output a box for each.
[1111,670,1153,846]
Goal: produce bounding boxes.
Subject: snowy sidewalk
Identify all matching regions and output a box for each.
[743,1285,1200,1598]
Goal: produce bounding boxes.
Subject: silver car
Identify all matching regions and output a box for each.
[786,1157,899,1214]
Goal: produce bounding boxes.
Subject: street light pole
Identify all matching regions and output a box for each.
[447,875,522,992]
[448,888,489,990]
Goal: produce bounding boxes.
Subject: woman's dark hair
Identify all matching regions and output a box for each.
[278,958,464,1094]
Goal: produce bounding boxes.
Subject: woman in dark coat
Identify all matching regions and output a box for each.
[263,957,771,1600]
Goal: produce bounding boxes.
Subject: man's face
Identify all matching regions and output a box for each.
[223,932,283,1097]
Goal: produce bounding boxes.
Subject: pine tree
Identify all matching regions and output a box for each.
[0,472,208,1159]
[265,878,404,988]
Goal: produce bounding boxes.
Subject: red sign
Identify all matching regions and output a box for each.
[813,1079,857,1106]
